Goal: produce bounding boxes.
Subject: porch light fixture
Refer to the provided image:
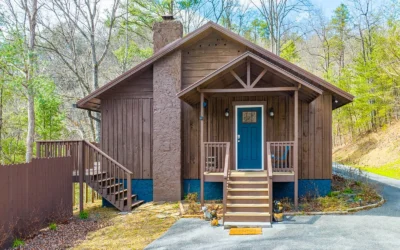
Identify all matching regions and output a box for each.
[269,108,274,118]
[333,97,339,104]
[225,108,229,117]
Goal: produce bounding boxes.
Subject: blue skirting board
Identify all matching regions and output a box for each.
[102,179,153,207]
[103,179,331,206]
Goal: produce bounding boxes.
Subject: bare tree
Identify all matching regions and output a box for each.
[251,0,311,55]
[41,0,121,142]
[2,0,39,162]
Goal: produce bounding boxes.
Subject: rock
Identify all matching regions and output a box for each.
[171,212,180,216]
[156,214,167,219]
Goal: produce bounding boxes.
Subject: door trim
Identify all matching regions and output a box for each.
[235,105,264,171]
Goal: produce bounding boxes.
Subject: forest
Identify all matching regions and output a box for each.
[0,0,399,164]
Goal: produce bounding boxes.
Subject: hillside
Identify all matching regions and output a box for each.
[333,120,400,179]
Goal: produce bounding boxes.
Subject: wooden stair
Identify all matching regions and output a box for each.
[224,170,272,228]
[86,171,144,212]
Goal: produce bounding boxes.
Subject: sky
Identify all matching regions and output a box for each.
[101,0,346,18]
[311,0,344,17]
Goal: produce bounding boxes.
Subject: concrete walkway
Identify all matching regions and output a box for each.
[146,165,400,250]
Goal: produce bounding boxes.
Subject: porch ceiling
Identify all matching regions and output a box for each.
[177,52,323,106]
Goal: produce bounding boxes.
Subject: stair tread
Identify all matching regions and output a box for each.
[227,195,269,199]
[228,181,269,184]
[225,212,270,216]
[228,188,268,191]
[227,204,269,207]
[230,171,268,177]
[98,177,114,183]
[101,183,123,189]
[131,200,144,208]
[122,194,137,201]
[112,189,128,195]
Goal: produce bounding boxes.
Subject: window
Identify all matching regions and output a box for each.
[242,111,257,123]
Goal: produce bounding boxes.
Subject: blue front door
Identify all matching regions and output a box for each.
[237,107,262,170]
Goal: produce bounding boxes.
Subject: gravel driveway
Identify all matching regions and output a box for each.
[146,166,400,250]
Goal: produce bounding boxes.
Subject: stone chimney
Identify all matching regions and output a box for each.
[152,16,183,201]
[152,15,183,53]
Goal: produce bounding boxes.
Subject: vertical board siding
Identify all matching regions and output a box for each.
[100,67,153,179]
[182,32,247,88]
[102,97,153,179]
[182,94,333,180]
[0,158,73,248]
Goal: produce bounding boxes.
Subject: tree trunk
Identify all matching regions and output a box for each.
[26,90,35,162]
[25,0,38,163]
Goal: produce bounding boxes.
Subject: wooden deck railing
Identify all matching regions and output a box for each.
[203,142,230,173]
[222,142,230,225]
[267,141,295,173]
[36,140,81,174]
[36,140,133,211]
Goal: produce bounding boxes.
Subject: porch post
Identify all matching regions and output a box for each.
[200,92,205,206]
[294,90,299,209]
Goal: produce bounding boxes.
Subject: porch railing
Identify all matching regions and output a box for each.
[266,141,295,173]
[203,142,230,173]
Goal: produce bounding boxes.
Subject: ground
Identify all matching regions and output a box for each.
[73,202,180,249]
[16,166,395,249]
[146,167,400,250]
[19,201,180,250]
[333,120,400,179]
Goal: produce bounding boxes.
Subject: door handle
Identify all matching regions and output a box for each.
[237,134,240,143]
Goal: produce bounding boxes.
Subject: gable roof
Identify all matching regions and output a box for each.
[177,51,324,105]
[76,21,354,111]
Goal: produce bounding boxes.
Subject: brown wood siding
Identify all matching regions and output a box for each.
[182,32,247,88]
[100,68,153,179]
[182,94,333,180]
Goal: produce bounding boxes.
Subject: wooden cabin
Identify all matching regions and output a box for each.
[74,17,353,227]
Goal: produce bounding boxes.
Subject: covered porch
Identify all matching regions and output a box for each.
[178,52,323,221]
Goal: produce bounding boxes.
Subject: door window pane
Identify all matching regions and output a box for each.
[242,111,257,123]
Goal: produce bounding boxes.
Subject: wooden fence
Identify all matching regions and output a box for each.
[0,157,73,248]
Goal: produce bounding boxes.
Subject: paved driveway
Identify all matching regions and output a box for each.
[146,167,400,250]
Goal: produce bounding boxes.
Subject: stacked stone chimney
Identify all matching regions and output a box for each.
[152,16,183,201]
[153,16,183,53]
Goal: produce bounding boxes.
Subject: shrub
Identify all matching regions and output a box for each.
[12,238,24,248]
[187,201,200,214]
[327,191,340,197]
[185,193,198,203]
[49,223,57,231]
[79,211,89,220]
[343,187,353,194]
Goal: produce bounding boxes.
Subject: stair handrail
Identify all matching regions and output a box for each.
[82,140,132,211]
[83,140,133,175]
[222,142,230,225]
